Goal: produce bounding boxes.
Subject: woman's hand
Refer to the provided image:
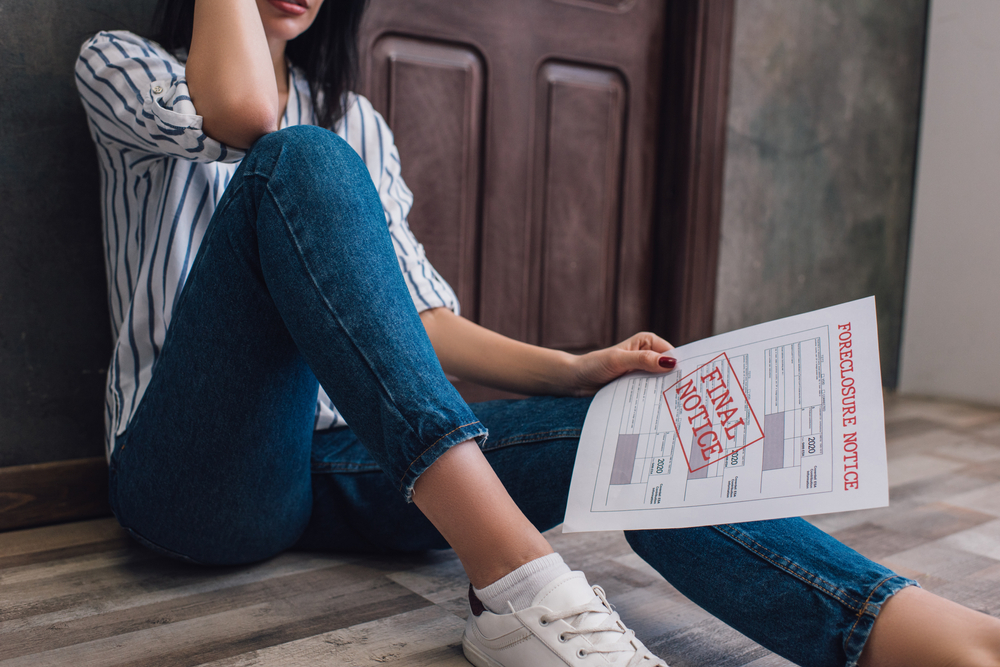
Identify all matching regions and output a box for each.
[569,332,676,396]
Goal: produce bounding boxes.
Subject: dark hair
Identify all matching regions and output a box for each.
[151,0,369,128]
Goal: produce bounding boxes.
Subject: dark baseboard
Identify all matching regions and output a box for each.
[0,457,111,533]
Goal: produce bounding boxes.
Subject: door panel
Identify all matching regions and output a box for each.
[532,63,625,351]
[367,37,485,319]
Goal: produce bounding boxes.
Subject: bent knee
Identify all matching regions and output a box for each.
[253,124,335,150]
[246,126,373,191]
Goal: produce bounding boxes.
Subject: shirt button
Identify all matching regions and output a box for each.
[152,85,163,94]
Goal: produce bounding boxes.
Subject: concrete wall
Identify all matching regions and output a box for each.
[898,0,1000,406]
[0,0,157,467]
[714,0,928,387]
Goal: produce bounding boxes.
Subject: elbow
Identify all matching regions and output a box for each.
[235,102,280,146]
[200,95,279,149]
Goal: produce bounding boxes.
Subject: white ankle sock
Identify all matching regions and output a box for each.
[473,552,571,613]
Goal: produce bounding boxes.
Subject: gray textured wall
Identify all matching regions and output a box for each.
[714,0,928,386]
[0,0,157,467]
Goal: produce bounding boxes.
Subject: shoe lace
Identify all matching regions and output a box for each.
[539,585,668,667]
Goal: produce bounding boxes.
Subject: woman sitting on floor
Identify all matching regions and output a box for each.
[75,0,1000,665]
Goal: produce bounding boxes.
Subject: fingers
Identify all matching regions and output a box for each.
[650,334,674,354]
[622,331,674,354]
[609,333,677,376]
[616,348,676,375]
[572,339,678,394]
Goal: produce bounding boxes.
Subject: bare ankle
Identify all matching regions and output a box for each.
[411,440,554,589]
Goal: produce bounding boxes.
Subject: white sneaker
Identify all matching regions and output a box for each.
[463,571,668,667]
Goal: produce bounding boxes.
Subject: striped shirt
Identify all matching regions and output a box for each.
[75,31,459,458]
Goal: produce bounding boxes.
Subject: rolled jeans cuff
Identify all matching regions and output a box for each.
[399,422,489,501]
[843,575,920,667]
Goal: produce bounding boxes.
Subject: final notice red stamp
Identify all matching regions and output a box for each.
[663,353,764,473]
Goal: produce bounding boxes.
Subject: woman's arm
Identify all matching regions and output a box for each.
[185,0,279,148]
[419,307,676,397]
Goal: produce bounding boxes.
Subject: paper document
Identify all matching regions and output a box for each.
[563,297,887,532]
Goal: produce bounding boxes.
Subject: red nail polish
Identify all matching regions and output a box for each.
[658,356,676,370]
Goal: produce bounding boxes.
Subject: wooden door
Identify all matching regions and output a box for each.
[358,0,733,400]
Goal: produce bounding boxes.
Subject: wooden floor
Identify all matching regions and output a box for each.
[3,394,1000,666]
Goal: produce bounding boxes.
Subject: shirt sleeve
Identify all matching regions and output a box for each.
[75,31,244,163]
[338,94,461,316]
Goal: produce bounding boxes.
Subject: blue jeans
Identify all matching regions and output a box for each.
[108,126,915,667]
